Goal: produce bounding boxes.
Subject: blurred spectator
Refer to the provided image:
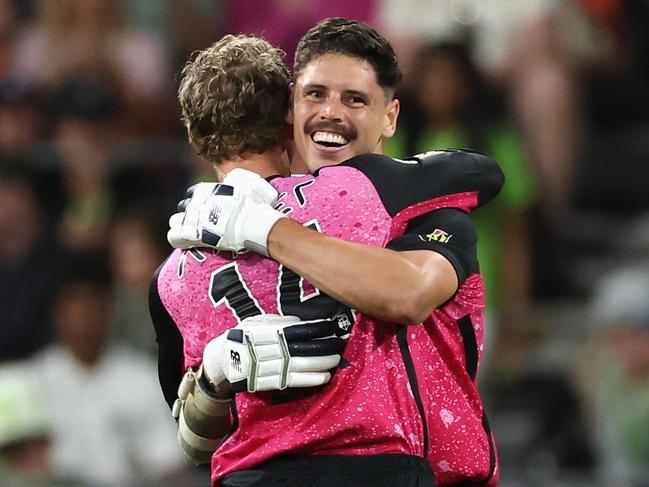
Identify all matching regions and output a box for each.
[0,163,67,360]
[383,41,536,347]
[32,252,185,486]
[0,361,90,487]
[570,1,649,213]
[108,202,169,356]
[0,362,53,485]
[376,0,583,225]
[0,0,20,82]
[222,0,377,65]
[12,0,171,97]
[0,81,45,157]
[11,0,176,135]
[579,267,649,486]
[577,0,649,128]
[122,0,223,71]
[50,77,117,251]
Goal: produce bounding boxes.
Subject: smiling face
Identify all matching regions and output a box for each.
[289,53,399,172]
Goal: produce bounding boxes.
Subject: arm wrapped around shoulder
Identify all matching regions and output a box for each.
[172,367,233,465]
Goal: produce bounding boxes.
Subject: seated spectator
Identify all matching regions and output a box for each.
[32,252,185,486]
[108,201,169,356]
[0,162,67,360]
[579,266,649,486]
[0,362,53,485]
[49,77,118,251]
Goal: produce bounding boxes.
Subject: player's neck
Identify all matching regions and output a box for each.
[218,147,289,180]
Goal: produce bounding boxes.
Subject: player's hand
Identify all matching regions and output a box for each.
[167,168,286,255]
[201,314,346,393]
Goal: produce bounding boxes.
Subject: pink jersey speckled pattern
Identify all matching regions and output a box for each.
[156,160,497,486]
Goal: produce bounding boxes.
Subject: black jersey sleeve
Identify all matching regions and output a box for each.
[148,262,185,411]
[386,209,479,286]
[339,149,504,216]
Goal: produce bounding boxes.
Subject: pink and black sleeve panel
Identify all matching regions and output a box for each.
[336,149,504,217]
[386,208,478,286]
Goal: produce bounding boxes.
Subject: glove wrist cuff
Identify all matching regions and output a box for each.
[197,364,233,401]
[243,207,287,257]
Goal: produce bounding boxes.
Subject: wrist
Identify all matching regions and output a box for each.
[198,365,233,400]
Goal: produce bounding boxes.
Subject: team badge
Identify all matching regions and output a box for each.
[336,313,353,332]
[420,228,452,243]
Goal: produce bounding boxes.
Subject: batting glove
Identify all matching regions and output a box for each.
[201,314,346,393]
[167,181,217,250]
[167,169,286,256]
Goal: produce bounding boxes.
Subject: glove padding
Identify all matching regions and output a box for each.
[202,314,346,393]
[167,168,286,255]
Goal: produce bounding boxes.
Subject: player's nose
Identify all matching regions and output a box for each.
[319,96,344,122]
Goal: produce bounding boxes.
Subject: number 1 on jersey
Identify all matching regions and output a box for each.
[207,219,351,324]
[209,262,263,322]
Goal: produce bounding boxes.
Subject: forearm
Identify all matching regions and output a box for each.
[267,219,456,324]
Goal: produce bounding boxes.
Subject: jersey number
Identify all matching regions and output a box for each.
[209,262,263,321]
[208,220,350,322]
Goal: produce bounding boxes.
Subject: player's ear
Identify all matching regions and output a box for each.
[286,83,295,124]
[382,97,400,138]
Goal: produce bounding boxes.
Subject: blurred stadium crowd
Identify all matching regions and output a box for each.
[0,1,648,486]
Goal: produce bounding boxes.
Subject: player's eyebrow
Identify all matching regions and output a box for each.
[343,89,370,99]
[301,83,327,92]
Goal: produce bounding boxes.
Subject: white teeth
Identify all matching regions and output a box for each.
[312,131,349,145]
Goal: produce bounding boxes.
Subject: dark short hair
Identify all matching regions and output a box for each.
[294,17,402,96]
[179,34,290,164]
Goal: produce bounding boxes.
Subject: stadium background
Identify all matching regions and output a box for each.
[0,0,648,485]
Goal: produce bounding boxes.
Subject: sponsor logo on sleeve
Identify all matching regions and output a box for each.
[419,228,452,243]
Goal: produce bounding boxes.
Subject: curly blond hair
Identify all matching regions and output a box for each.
[178,35,290,164]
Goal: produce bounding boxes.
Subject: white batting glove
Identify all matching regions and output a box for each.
[167,169,286,255]
[201,314,345,393]
[167,182,217,249]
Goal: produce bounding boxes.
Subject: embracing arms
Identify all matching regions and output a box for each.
[167,169,482,324]
[267,219,457,324]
